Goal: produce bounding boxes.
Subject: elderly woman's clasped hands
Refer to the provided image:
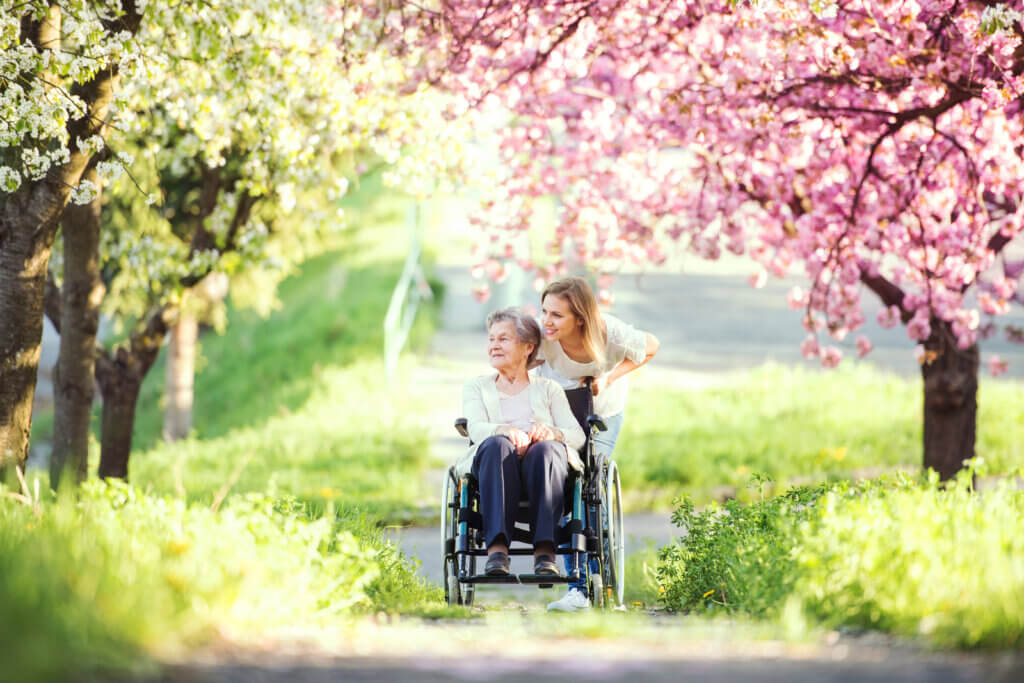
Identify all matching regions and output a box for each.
[496,421,560,456]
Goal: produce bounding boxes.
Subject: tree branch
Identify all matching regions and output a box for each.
[861,272,912,322]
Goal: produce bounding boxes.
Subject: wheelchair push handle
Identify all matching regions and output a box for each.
[454,418,469,438]
[581,377,607,433]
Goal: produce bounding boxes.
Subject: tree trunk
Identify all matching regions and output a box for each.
[1,4,139,469]
[163,311,197,442]
[94,307,173,479]
[96,356,143,480]
[50,168,106,488]
[0,203,57,472]
[921,319,979,480]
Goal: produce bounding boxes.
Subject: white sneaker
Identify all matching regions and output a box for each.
[546,588,591,612]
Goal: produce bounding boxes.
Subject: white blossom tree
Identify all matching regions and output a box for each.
[1,1,146,473]
[40,0,477,482]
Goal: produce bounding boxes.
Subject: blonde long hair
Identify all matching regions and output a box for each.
[541,276,606,366]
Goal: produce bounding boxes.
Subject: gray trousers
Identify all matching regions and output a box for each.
[471,435,569,549]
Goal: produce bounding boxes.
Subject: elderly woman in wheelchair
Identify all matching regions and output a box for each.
[457,307,586,577]
[443,307,625,608]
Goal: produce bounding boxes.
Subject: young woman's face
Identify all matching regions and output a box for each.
[487,320,532,372]
[541,294,582,343]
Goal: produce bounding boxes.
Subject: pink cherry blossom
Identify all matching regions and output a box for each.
[877,305,903,333]
[856,335,873,358]
[412,0,1024,370]
[472,283,491,304]
[800,334,820,359]
[821,346,843,369]
[787,286,808,311]
[988,355,1009,377]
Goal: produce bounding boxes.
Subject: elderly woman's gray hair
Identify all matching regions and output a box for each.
[486,307,542,366]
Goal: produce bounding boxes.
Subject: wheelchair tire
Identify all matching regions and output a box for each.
[441,468,460,606]
[601,461,625,608]
[590,573,604,608]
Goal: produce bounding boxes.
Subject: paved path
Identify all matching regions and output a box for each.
[150,650,1024,683]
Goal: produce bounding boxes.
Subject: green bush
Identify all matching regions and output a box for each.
[656,478,823,616]
[657,472,1024,648]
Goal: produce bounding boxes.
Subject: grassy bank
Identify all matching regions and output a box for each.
[656,471,1024,649]
[0,480,447,682]
[618,363,1024,508]
[128,250,441,521]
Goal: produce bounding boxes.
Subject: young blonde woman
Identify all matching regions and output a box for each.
[536,276,660,611]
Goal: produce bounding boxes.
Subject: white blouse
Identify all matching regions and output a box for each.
[536,313,648,418]
[497,388,533,432]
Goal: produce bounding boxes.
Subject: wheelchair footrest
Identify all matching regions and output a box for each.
[461,572,580,585]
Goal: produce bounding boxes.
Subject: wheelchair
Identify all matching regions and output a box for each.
[441,380,625,608]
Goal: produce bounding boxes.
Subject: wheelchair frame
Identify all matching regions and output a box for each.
[441,382,625,609]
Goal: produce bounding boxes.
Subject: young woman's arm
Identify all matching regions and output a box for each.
[607,332,659,380]
[594,325,660,396]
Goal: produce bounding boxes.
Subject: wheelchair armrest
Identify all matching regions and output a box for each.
[586,414,607,432]
[455,418,469,438]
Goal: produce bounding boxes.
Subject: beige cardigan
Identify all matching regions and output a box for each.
[455,371,587,476]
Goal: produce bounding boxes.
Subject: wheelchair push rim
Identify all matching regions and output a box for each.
[441,468,459,606]
[602,461,625,608]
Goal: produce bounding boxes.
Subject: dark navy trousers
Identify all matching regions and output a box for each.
[471,435,569,549]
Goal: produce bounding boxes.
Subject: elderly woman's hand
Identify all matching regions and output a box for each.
[497,425,531,455]
[527,422,560,444]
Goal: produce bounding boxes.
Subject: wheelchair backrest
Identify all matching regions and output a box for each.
[563,384,594,453]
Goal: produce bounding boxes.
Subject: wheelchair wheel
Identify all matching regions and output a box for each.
[601,461,625,608]
[441,470,476,607]
[441,468,461,606]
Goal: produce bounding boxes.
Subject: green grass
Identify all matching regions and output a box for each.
[655,471,1024,649]
[617,363,1024,508]
[0,479,448,682]
[126,248,442,519]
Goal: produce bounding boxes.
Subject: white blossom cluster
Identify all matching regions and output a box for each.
[11,0,480,321]
[1,2,141,198]
[85,0,424,314]
[981,3,1024,35]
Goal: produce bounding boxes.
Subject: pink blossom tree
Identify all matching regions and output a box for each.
[415,0,1024,478]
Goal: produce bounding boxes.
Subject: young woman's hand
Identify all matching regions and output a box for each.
[590,374,610,396]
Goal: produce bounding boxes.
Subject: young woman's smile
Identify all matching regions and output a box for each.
[541,294,581,342]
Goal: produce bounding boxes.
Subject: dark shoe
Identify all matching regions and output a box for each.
[534,554,560,576]
[485,552,510,576]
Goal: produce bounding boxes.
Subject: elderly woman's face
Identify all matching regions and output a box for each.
[488,320,532,372]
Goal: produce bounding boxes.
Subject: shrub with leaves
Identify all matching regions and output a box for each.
[656,478,827,616]
[657,471,1024,648]
[794,472,1024,648]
